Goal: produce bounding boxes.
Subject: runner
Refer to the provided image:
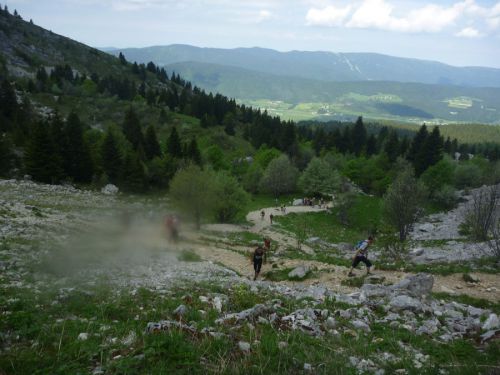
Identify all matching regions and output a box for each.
[253,245,265,280]
[348,236,374,276]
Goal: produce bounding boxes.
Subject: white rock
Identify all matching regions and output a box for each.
[173,304,188,317]
[389,295,423,312]
[101,184,119,195]
[325,317,337,329]
[238,341,251,353]
[483,314,500,330]
[288,265,310,279]
[352,319,371,333]
[213,296,223,312]
[278,341,288,350]
[77,332,88,341]
[304,363,313,371]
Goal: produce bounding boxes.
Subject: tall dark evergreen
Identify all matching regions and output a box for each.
[366,134,377,156]
[0,80,18,131]
[384,130,400,162]
[420,126,443,174]
[118,52,127,65]
[144,125,162,160]
[121,152,145,192]
[187,137,202,166]
[166,126,182,158]
[0,133,13,177]
[351,116,367,156]
[25,121,63,184]
[64,112,93,183]
[101,129,122,184]
[122,107,144,151]
[407,124,428,175]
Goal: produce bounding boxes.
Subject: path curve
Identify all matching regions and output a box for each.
[191,204,500,302]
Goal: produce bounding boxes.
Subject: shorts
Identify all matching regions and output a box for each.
[254,259,263,273]
[352,255,372,268]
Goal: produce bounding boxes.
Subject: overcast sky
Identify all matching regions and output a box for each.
[5,0,500,68]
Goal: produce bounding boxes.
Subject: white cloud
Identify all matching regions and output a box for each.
[256,9,272,23]
[305,0,500,35]
[455,26,483,37]
[306,4,351,26]
[111,0,169,11]
[346,0,467,33]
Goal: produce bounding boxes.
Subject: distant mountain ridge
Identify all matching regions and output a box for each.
[107,44,500,88]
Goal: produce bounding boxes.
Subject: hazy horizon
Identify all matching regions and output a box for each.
[5,0,500,69]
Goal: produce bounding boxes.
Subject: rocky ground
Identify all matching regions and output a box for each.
[1,179,499,374]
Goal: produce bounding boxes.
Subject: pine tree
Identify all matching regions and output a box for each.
[144,125,162,160]
[166,126,182,158]
[64,112,93,183]
[351,116,367,156]
[223,112,236,136]
[384,130,400,162]
[25,121,63,184]
[420,126,443,174]
[407,124,428,175]
[122,107,144,151]
[0,80,18,131]
[101,129,122,184]
[187,137,202,165]
[0,133,13,177]
[366,134,377,156]
[118,52,127,65]
[121,151,145,192]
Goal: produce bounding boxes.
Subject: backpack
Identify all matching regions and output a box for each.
[354,240,365,251]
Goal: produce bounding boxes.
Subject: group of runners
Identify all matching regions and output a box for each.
[165,207,374,281]
[252,235,374,281]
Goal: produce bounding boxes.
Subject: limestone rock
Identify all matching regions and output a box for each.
[389,295,424,312]
[173,304,188,317]
[392,273,434,298]
[238,341,251,353]
[101,184,119,195]
[288,265,310,279]
[482,314,500,330]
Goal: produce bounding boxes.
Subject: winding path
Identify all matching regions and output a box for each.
[188,205,500,302]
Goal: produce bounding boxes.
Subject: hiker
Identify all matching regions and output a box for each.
[263,237,271,262]
[348,236,374,276]
[261,210,265,220]
[164,214,179,243]
[253,245,265,280]
[269,213,274,224]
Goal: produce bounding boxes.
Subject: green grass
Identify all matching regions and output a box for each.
[274,195,382,244]
[224,231,264,246]
[177,249,202,262]
[1,281,498,375]
[377,257,499,276]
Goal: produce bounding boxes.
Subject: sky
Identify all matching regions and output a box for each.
[5,0,500,68]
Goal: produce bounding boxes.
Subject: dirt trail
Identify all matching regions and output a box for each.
[187,205,500,302]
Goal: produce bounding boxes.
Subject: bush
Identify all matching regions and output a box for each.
[377,231,409,262]
[454,163,482,189]
[432,184,458,210]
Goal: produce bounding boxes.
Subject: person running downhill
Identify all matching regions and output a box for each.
[263,237,271,263]
[253,245,265,280]
[348,236,374,276]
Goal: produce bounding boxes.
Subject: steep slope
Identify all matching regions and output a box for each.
[108,44,500,88]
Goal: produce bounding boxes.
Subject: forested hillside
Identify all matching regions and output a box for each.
[1,7,499,204]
